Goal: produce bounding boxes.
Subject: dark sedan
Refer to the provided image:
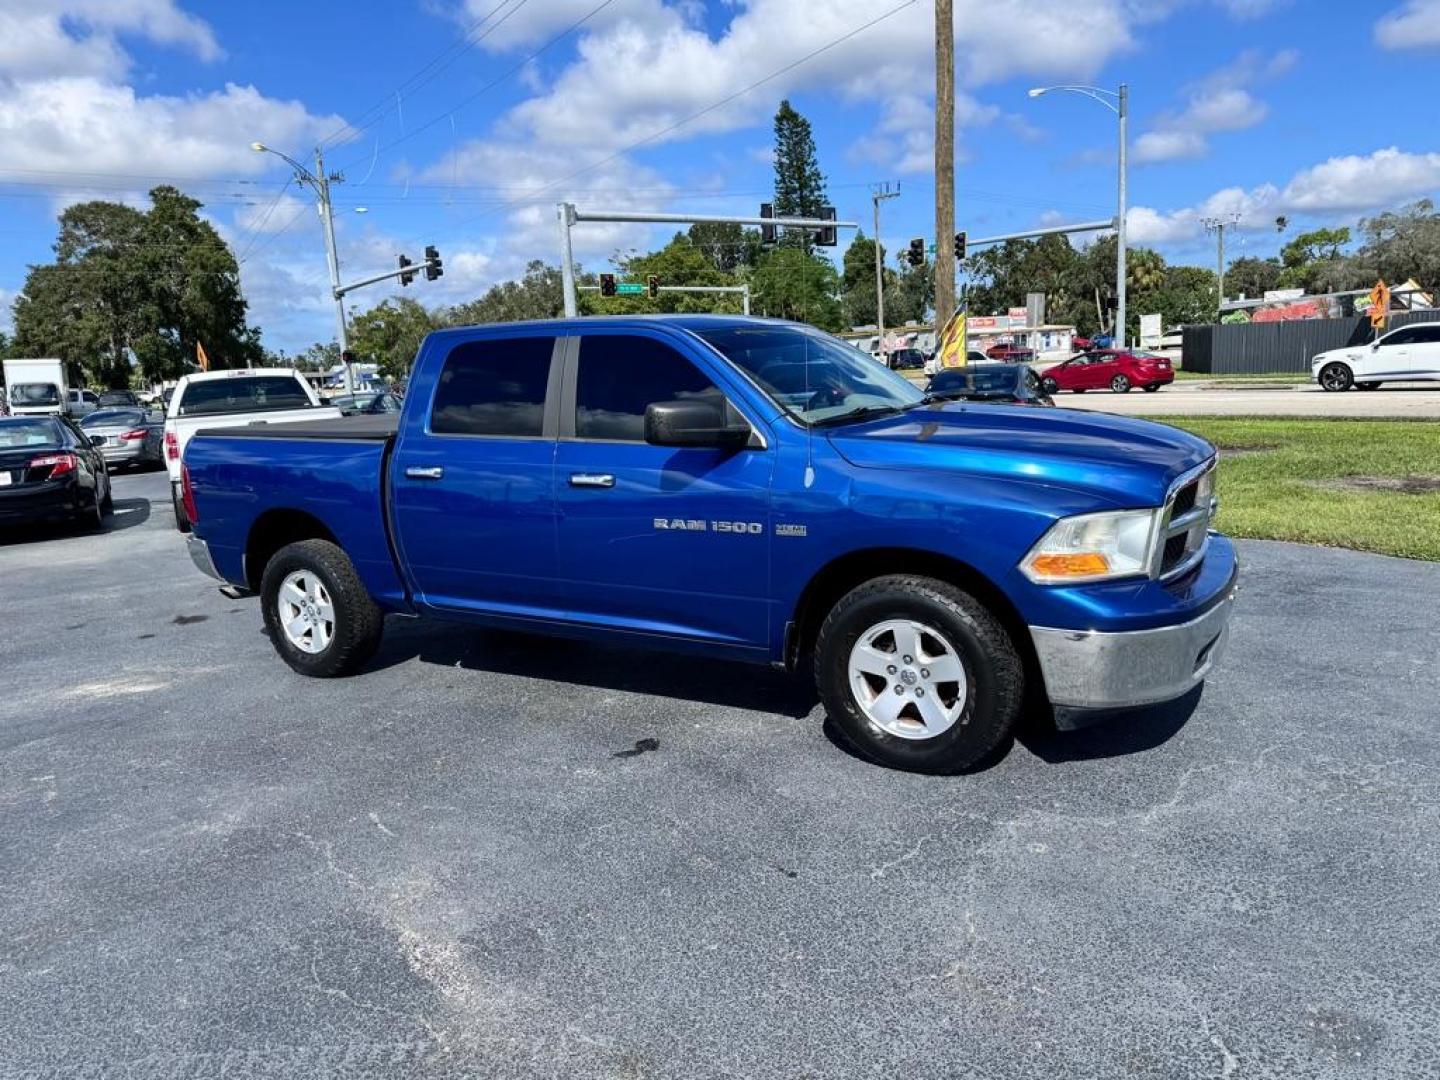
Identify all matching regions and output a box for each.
[330,391,403,416]
[0,416,113,531]
[97,390,141,408]
[924,363,1054,406]
[79,408,164,469]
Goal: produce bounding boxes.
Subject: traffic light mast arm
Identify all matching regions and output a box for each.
[333,255,442,298]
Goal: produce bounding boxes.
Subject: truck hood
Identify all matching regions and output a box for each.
[826,403,1214,508]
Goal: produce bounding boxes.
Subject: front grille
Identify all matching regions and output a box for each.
[1156,462,1217,578]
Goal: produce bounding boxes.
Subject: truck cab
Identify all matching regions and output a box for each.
[183,316,1237,773]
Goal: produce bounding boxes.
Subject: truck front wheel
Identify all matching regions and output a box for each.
[260,539,384,678]
[814,575,1024,773]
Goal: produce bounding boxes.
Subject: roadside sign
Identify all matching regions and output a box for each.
[616,283,645,295]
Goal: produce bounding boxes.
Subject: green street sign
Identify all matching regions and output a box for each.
[616,283,646,295]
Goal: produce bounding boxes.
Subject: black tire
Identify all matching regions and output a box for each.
[814,575,1024,774]
[171,482,191,533]
[100,475,114,515]
[1356,381,1381,391]
[1041,376,1059,394]
[1319,362,1353,392]
[1143,383,1161,393]
[260,539,384,678]
[1111,374,1131,393]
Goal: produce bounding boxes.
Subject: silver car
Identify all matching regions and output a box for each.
[79,408,164,469]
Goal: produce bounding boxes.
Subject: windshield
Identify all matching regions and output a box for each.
[694,325,923,425]
[177,376,315,417]
[0,418,63,447]
[10,382,61,406]
[83,409,148,428]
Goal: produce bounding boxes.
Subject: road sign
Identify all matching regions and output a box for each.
[616,283,645,295]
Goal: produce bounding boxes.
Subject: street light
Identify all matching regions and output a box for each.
[1029,83,1129,348]
[251,140,352,392]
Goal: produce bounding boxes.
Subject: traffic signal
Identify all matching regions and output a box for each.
[907,238,925,267]
[424,244,443,281]
[398,254,415,286]
[760,202,776,246]
[600,273,616,297]
[816,205,837,247]
[954,231,967,262]
[647,274,660,299]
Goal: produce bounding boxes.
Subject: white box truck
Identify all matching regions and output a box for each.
[4,359,72,417]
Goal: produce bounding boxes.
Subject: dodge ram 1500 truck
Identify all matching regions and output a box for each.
[182,316,1237,773]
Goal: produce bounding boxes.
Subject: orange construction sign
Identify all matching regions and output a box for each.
[1368,280,1390,330]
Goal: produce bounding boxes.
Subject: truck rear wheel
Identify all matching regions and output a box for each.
[260,539,384,678]
[171,482,191,533]
[814,575,1024,773]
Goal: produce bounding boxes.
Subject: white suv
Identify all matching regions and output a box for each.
[1312,322,1440,391]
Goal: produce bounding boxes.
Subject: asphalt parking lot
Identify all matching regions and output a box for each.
[1058,382,1440,418]
[3,468,1438,1079]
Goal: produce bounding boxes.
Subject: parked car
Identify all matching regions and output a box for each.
[888,348,928,370]
[164,368,342,532]
[80,407,164,470]
[924,364,1054,406]
[0,415,112,531]
[330,391,403,416]
[1312,321,1440,391]
[183,315,1237,774]
[984,343,1036,363]
[97,390,141,408]
[1071,336,1094,352]
[1042,350,1175,394]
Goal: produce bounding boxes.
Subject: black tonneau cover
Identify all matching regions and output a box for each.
[194,415,399,441]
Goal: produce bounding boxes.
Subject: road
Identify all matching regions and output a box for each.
[1054,381,1440,418]
[3,468,1439,1079]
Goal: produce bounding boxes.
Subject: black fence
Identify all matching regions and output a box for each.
[1182,309,1438,374]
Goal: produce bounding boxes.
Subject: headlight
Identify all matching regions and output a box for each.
[1020,508,1159,584]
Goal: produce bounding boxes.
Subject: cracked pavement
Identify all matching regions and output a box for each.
[2,468,1438,1078]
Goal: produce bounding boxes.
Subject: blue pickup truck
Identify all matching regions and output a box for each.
[183,316,1236,772]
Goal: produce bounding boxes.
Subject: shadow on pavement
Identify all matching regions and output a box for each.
[103,498,152,532]
[1017,685,1201,763]
[369,617,821,719]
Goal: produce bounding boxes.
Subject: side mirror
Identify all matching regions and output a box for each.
[645,398,752,449]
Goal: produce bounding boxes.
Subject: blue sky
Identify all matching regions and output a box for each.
[2,0,1439,352]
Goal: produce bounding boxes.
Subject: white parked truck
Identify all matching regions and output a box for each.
[3,359,74,417]
[164,367,342,532]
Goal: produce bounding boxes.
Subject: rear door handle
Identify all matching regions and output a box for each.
[569,473,615,488]
[405,465,444,480]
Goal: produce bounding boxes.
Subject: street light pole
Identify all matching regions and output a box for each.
[872,183,900,362]
[1027,83,1129,346]
[252,141,353,393]
[933,0,956,332]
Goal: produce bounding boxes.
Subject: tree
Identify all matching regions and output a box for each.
[751,246,842,330]
[1152,265,1218,328]
[772,99,828,254]
[1278,226,1351,290]
[1349,199,1440,287]
[839,232,897,328]
[11,186,260,388]
[449,260,571,325]
[349,297,439,380]
[296,342,341,373]
[589,234,738,316]
[687,221,762,273]
[1225,256,1282,299]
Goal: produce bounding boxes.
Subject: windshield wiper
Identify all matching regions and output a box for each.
[810,404,903,427]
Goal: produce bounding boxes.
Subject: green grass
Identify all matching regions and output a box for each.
[1151,418,1440,561]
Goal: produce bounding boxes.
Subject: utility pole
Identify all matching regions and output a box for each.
[933,0,956,331]
[1115,83,1128,348]
[1202,212,1241,316]
[312,148,353,394]
[872,183,900,362]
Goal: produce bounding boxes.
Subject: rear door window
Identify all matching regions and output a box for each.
[430,336,555,437]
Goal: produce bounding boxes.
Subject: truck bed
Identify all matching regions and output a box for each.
[194,414,399,441]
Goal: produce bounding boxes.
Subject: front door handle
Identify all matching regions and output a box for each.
[569,473,615,488]
[405,465,444,480]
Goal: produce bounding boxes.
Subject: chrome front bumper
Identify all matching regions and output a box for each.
[1030,583,1237,727]
[187,534,223,582]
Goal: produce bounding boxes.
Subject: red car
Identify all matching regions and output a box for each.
[1041,349,1174,394]
[985,342,1036,362]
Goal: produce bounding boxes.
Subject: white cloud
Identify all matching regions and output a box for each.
[847,92,998,175]
[0,2,219,80]
[1375,1,1440,48]
[233,192,311,237]
[1132,49,1294,163]
[1125,146,1440,245]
